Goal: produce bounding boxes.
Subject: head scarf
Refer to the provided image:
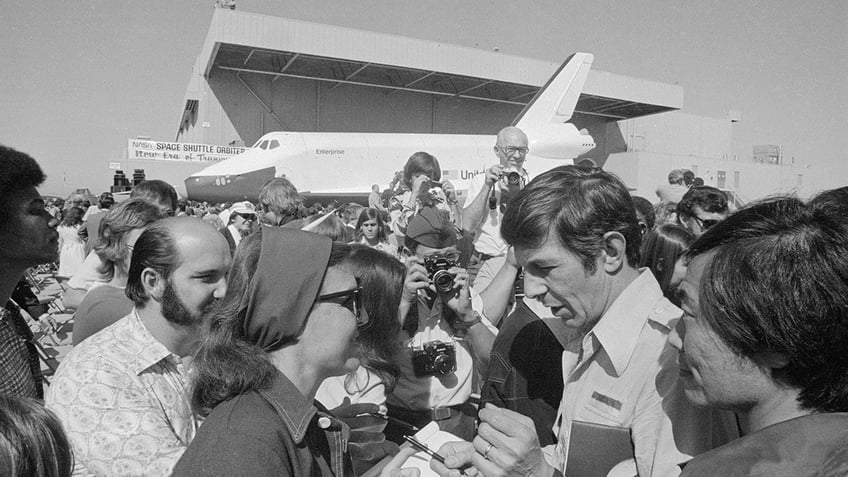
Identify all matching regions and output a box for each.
[240,227,332,351]
[405,206,456,249]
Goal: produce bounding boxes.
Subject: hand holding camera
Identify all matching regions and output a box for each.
[443,267,472,318]
[401,255,430,304]
[422,251,461,293]
[484,164,504,187]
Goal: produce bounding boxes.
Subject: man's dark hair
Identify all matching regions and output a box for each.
[809,186,848,215]
[501,165,641,272]
[258,177,301,220]
[98,192,115,209]
[126,221,181,306]
[676,185,728,219]
[130,180,178,214]
[686,196,848,413]
[0,146,46,226]
[631,195,656,231]
[682,169,695,186]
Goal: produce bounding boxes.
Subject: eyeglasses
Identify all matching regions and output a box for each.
[316,287,369,327]
[497,145,529,155]
[418,250,461,262]
[691,216,719,230]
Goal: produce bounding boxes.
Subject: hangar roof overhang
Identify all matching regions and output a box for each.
[187,9,682,125]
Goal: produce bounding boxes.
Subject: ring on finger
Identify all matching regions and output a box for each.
[483,443,494,459]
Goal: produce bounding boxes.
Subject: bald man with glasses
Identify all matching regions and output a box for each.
[462,126,530,298]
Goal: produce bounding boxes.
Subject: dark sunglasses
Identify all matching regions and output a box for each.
[316,287,369,327]
[691,216,719,230]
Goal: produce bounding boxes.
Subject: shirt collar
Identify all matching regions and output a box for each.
[258,370,319,444]
[126,308,178,375]
[589,270,666,377]
[227,224,242,245]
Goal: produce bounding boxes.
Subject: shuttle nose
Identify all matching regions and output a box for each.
[185,166,276,203]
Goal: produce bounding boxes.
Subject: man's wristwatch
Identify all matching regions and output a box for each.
[459,311,483,328]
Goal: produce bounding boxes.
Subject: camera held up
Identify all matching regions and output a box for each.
[423,252,460,293]
[488,171,525,212]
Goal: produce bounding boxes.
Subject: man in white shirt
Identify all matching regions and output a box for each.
[462,126,529,295]
[434,165,736,477]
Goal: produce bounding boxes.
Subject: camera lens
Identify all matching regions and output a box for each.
[433,354,456,376]
[433,270,455,293]
[506,171,521,186]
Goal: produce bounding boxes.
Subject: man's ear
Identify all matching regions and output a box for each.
[600,231,627,273]
[141,268,166,302]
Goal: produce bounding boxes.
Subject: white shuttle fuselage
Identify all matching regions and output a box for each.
[185,53,596,203]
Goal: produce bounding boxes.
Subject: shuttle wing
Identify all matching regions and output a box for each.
[513,53,594,128]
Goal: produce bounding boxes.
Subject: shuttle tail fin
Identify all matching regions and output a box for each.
[513,52,594,129]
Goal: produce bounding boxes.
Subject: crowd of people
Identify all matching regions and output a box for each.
[1,130,847,477]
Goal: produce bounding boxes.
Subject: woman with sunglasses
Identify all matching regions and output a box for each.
[174,228,379,476]
[316,244,404,412]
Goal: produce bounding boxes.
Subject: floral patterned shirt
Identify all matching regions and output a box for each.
[46,309,197,476]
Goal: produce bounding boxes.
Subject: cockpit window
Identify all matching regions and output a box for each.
[259,140,269,150]
[269,140,280,150]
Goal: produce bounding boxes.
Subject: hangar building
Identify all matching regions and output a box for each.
[140,8,807,201]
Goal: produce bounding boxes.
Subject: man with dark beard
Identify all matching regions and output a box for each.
[46,217,230,476]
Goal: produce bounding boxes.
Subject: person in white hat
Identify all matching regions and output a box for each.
[221,201,256,255]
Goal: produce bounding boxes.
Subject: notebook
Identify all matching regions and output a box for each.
[565,420,636,477]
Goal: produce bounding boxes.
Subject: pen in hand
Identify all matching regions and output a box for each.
[403,435,469,476]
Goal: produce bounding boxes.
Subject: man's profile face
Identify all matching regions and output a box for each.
[514,233,607,334]
[0,186,59,267]
[259,203,282,226]
[668,252,767,409]
[495,130,529,172]
[161,232,231,325]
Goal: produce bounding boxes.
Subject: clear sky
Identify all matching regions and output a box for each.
[2,0,845,196]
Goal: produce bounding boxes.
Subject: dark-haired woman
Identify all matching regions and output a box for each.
[639,223,694,304]
[316,244,404,411]
[174,229,411,476]
[353,208,398,258]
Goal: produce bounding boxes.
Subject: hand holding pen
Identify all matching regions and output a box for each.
[405,436,475,477]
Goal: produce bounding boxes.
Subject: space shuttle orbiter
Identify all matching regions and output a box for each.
[184,53,595,203]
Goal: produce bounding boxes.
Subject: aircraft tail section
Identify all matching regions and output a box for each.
[513,53,594,129]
